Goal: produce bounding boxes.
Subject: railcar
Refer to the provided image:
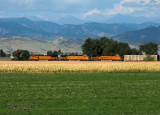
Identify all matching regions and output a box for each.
[124,55,158,61]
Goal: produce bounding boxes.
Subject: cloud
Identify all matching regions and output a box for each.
[84,9,101,18]
[104,0,150,16]
[81,0,160,22]
[120,0,150,5]
[86,0,160,18]
[153,0,160,4]
[0,0,160,22]
[105,3,144,16]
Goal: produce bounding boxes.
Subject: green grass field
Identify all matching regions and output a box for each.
[0,73,160,114]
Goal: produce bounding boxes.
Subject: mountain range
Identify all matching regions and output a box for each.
[43,14,160,25]
[0,17,160,54]
[0,17,160,40]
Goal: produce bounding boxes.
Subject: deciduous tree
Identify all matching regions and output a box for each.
[0,49,6,57]
[139,42,158,55]
[12,49,30,60]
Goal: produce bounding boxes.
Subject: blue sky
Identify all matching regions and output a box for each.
[0,0,160,23]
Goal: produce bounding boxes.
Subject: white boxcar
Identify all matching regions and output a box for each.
[124,55,158,61]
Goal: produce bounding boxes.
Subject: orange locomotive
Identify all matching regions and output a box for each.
[92,54,122,61]
[30,55,58,60]
[61,55,89,60]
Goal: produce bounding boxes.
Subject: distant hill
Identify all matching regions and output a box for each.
[54,15,87,25]
[0,37,83,54]
[0,17,160,40]
[112,26,160,48]
[106,14,159,24]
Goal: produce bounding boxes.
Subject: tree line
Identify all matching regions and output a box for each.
[0,49,79,60]
[0,36,159,60]
[81,37,158,57]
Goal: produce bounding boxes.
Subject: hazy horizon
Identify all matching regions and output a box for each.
[0,0,160,24]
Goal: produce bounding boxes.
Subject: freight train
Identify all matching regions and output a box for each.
[30,54,122,61]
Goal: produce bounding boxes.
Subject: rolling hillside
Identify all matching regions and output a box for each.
[112,26,160,44]
[0,37,83,54]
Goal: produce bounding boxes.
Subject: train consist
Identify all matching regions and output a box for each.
[30,54,122,61]
[30,54,159,61]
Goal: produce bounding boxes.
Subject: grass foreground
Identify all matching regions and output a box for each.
[0,73,160,114]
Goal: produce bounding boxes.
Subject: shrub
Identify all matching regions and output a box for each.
[143,55,156,61]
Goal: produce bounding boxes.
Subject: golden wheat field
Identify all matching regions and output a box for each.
[0,61,160,73]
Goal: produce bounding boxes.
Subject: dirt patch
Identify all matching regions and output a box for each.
[0,57,12,61]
